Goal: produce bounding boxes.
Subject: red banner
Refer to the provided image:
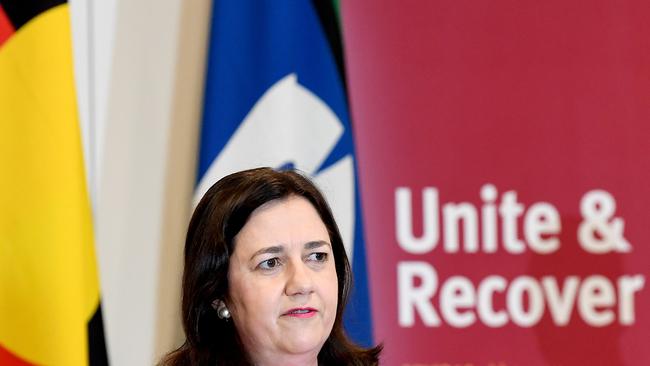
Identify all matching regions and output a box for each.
[343,1,650,365]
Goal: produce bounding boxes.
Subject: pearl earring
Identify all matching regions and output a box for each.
[216,300,231,320]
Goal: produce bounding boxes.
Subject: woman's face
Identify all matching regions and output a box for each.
[226,195,338,364]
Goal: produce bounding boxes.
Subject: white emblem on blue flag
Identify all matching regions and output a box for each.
[195,74,356,261]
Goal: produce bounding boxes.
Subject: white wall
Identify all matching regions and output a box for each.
[70,0,212,364]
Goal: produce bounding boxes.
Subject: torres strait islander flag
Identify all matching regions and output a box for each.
[0,1,108,365]
[194,0,374,347]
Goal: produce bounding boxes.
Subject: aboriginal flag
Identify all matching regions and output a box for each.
[0,1,108,365]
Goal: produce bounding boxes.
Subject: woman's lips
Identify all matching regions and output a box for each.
[283,307,318,318]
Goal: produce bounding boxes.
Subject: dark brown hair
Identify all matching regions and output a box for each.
[161,167,381,365]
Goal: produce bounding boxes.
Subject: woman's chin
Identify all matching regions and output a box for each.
[280,333,327,356]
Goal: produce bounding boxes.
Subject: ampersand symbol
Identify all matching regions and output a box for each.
[577,190,631,254]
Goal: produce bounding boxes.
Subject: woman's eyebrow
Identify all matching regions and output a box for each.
[304,240,330,250]
[249,245,284,260]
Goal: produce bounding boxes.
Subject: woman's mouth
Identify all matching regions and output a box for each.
[283,307,318,318]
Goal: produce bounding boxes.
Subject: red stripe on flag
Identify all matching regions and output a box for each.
[0,4,15,47]
[0,344,34,366]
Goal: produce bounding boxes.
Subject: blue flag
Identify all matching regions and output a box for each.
[194,0,373,347]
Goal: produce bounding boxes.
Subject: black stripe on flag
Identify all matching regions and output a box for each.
[311,0,349,95]
[0,0,65,30]
[88,304,109,366]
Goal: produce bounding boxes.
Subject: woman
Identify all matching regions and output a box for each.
[162,167,381,365]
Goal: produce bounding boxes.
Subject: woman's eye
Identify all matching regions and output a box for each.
[307,252,328,262]
[258,258,280,270]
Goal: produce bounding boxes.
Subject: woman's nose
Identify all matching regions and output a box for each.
[284,260,315,297]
